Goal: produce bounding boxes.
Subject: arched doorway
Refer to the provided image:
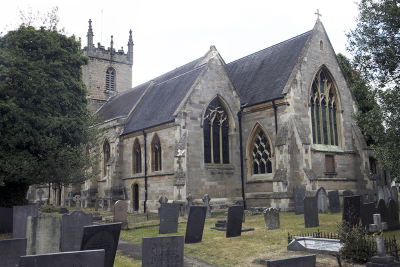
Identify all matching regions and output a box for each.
[130,180,139,212]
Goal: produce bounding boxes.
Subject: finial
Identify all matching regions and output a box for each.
[110,35,114,50]
[315,9,322,21]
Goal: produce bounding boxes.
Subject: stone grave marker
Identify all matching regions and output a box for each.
[293,188,305,215]
[287,237,343,254]
[26,213,61,255]
[328,190,340,213]
[157,195,168,217]
[159,203,180,234]
[342,190,353,198]
[184,194,194,219]
[263,208,280,230]
[376,199,389,229]
[357,189,365,204]
[73,195,81,210]
[316,187,328,214]
[387,199,399,231]
[185,206,207,244]
[37,189,44,207]
[93,194,102,220]
[260,255,316,267]
[13,205,38,239]
[391,186,399,207]
[202,194,211,219]
[19,249,105,267]
[234,200,245,222]
[304,197,319,228]
[0,238,27,267]
[103,199,108,211]
[361,202,376,230]
[377,186,385,202]
[114,200,128,226]
[226,205,244,238]
[0,207,13,234]
[142,235,184,267]
[80,222,122,267]
[342,195,361,228]
[61,210,93,252]
[384,186,391,205]
[368,190,375,203]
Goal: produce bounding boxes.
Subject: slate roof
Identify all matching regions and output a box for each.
[122,65,205,135]
[225,31,312,106]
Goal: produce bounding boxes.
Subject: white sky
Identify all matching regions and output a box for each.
[2,0,360,88]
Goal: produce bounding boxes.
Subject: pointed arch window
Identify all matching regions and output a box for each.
[151,135,162,172]
[106,67,115,91]
[310,68,339,146]
[203,98,229,164]
[132,139,141,174]
[252,129,272,175]
[103,140,110,177]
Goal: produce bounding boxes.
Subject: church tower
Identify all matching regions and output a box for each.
[82,19,134,114]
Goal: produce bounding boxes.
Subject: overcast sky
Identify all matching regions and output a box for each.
[2,0,360,88]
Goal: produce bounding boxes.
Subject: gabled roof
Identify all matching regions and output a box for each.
[225,31,312,106]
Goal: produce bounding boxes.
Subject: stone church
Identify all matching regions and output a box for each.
[30,18,390,212]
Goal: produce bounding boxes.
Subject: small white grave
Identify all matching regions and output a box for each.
[287,236,343,254]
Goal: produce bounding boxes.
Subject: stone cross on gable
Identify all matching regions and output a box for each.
[73,195,81,211]
[369,214,388,257]
[315,9,322,20]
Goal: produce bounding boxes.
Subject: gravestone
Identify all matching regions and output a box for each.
[342,195,361,228]
[80,222,122,267]
[368,191,375,203]
[61,210,93,252]
[263,208,280,230]
[376,199,389,230]
[159,203,180,234]
[226,205,244,238]
[185,206,207,243]
[0,238,27,267]
[387,199,399,231]
[328,190,340,213]
[377,186,385,202]
[184,194,194,219]
[19,249,105,267]
[343,190,353,197]
[362,202,376,229]
[293,188,305,215]
[287,237,343,254]
[157,195,168,216]
[0,207,13,234]
[304,197,319,228]
[103,199,108,211]
[384,186,391,205]
[57,206,68,214]
[202,194,212,219]
[234,200,245,222]
[316,187,327,214]
[73,195,81,210]
[357,189,365,204]
[114,200,127,226]
[26,213,61,255]
[262,255,316,267]
[13,205,38,239]
[142,235,184,267]
[93,194,102,220]
[391,186,399,207]
[37,189,44,207]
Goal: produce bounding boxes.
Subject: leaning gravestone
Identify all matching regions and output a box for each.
[387,199,399,231]
[114,200,128,226]
[159,203,180,234]
[80,222,122,267]
[226,205,244,238]
[185,206,207,244]
[316,187,328,214]
[142,235,184,267]
[202,194,211,219]
[376,199,389,230]
[368,190,375,203]
[0,238,27,267]
[328,190,340,213]
[362,202,376,230]
[264,208,280,230]
[383,186,391,205]
[0,207,13,234]
[377,186,385,202]
[13,205,38,239]
[184,194,194,219]
[342,195,361,228]
[293,188,305,215]
[391,186,399,207]
[19,249,105,267]
[357,189,365,204]
[61,210,93,252]
[26,213,61,255]
[304,197,319,228]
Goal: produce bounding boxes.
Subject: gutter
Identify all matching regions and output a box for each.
[237,102,247,210]
[272,100,278,134]
[142,130,148,213]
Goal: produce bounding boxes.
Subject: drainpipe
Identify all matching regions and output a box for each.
[142,130,148,213]
[272,100,278,134]
[237,102,247,210]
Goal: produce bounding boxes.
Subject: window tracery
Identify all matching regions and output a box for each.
[252,129,272,175]
[106,67,115,91]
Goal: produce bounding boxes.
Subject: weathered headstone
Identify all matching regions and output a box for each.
[357,189,365,204]
[13,205,38,239]
[316,187,328,214]
[226,205,244,238]
[114,200,127,226]
[93,194,102,220]
[263,208,280,230]
[368,190,375,203]
[343,190,353,197]
[328,190,340,213]
[287,237,343,254]
[391,186,399,207]
[342,195,361,228]
[26,213,61,255]
[234,200,245,222]
[73,195,81,210]
[0,207,13,234]
[80,222,122,267]
[37,189,44,207]
[377,186,385,202]
[387,199,399,231]
[157,195,168,217]
[361,202,376,229]
[262,255,316,267]
[102,199,108,211]
[293,188,305,215]
[61,210,93,252]
[0,238,27,267]
[159,203,180,234]
[185,206,207,244]
[383,186,391,205]
[184,194,194,219]
[202,194,211,219]
[19,249,105,267]
[376,199,389,229]
[304,197,319,228]
[142,235,184,267]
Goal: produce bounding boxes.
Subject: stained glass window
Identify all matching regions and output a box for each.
[103,139,110,177]
[152,135,162,171]
[252,129,272,175]
[133,139,141,174]
[203,98,230,164]
[106,67,115,91]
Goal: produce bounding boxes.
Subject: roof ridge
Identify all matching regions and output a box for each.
[151,57,203,82]
[113,80,151,98]
[226,30,312,66]
[154,63,206,86]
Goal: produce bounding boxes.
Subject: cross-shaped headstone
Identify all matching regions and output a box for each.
[94,193,99,212]
[73,195,81,211]
[202,194,212,218]
[369,214,388,257]
[158,195,168,204]
[315,9,322,20]
[187,194,194,205]
[37,189,44,206]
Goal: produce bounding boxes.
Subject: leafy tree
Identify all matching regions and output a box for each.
[0,25,102,207]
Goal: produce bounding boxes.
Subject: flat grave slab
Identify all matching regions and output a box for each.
[0,238,27,267]
[304,197,319,228]
[0,207,13,234]
[328,190,340,213]
[185,206,207,244]
[256,254,316,267]
[293,188,305,215]
[142,235,184,267]
[61,210,93,252]
[226,205,244,238]
[159,203,180,234]
[13,205,38,239]
[287,237,343,254]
